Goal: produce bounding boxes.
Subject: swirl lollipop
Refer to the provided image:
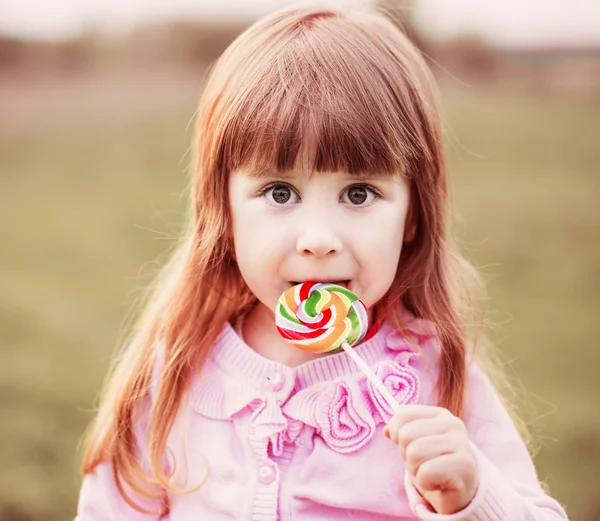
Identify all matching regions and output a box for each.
[275,282,399,412]
[276,281,368,353]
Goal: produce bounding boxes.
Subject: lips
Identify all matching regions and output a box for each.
[290,280,351,290]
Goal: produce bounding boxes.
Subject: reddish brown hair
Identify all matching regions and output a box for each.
[82,3,498,513]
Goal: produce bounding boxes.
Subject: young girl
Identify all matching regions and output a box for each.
[75,3,569,520]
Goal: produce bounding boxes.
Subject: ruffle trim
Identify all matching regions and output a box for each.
[188,316,437,454]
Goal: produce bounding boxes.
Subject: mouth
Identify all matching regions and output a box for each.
[290,280,352,290]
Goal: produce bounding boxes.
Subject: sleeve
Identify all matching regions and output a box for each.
[404,363,569,521]
[74,395,169,521]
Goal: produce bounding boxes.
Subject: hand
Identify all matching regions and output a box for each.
[383,405,478,515]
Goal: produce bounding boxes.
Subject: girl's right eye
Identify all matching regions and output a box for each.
[263,184,300,205]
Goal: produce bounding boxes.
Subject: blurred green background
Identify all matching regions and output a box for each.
[1,2,599,520]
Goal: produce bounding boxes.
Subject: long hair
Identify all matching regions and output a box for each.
[82,2,520,513]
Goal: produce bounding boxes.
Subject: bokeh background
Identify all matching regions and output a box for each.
[1,1,599,520]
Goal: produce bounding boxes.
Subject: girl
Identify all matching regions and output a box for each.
[76,3,569,520]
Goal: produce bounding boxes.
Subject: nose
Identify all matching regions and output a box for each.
[296,215,343,258]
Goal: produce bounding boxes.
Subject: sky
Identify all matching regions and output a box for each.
[1,0,599,49]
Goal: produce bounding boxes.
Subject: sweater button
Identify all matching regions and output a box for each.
[268,371,285,392]
[258,462,276,485]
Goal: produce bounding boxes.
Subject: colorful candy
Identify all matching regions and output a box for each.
[275,282,368,353]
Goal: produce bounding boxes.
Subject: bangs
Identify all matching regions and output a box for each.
[212,8,430,179]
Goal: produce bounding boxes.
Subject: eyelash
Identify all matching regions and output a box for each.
[258,182,382,206]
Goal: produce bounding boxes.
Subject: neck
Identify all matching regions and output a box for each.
[242,302,326,367]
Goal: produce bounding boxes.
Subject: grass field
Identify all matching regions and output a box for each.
[0,72,598,521]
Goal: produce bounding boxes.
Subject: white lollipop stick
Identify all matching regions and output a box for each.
[341,341,400,413]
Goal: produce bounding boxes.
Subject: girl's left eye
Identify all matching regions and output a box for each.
[341,185,378,206]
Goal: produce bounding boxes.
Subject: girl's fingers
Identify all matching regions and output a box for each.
[384,406,461,447]
[383,405,445,443]
[403,433,463,475]
[383,413,402,442]
[396,418,454,457]
[414,452,475,494]
[396,405,445,423]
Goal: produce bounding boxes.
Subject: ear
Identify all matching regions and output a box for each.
[403,197,417,243]
[404,220,416,243]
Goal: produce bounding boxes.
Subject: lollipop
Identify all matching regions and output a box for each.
[275,282,400,412]
[275,281,368,353]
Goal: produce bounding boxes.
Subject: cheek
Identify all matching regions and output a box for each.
[231,213,288,277]
[232,229,292,310]
[355,209,407,306]
[361,245,403,306]
[235,236,276,271]
[357,208,405,262]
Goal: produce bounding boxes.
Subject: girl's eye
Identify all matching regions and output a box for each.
[341,185,377,206]
[264,184,300,205]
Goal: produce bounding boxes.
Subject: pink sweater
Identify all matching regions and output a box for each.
[75,315,568,520]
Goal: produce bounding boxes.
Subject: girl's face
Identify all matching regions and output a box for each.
[229,169,411,314]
